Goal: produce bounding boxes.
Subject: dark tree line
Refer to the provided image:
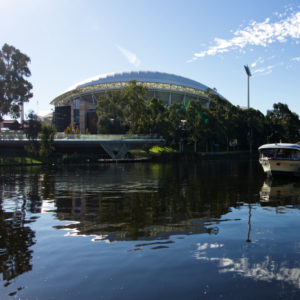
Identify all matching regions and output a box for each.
[97,81,300,152]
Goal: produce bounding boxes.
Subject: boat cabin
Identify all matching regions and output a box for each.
[259,144,300,161]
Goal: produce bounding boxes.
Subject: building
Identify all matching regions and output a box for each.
[51,71,221,133]
[38,112,53,125]
[0,120,20,131]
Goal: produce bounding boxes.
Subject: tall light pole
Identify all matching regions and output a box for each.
[244,65,252,152]
[244,65,252,108]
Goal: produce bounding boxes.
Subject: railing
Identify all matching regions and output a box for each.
[55,133,162,140]
[0,131,164,141]
[0,131,25,140]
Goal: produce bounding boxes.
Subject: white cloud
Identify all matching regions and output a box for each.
[253,64,276,75]
[117,45,141,67]
[292,56,300,62]
[251,57,264,67]
[190,9,300,61]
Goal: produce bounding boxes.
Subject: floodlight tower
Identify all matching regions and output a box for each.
[244,65,252,108]
[244,65,252,153]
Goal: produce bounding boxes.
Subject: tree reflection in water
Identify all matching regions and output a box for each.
[1,160,300,298]
[51,161,263,241]
[0,167,42,290]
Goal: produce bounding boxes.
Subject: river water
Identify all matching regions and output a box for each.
[1,159,300,299]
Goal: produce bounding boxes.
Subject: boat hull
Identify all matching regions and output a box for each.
[259,158,300,175]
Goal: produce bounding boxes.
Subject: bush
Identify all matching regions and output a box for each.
[149,146,177,154]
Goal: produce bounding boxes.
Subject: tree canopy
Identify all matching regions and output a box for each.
[96,81,300,152]
[0,43,33,121]
[266,102,300,143]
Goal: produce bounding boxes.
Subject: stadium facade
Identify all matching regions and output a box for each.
[51,71,219,133]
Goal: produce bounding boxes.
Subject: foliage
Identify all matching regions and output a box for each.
[122,80,148,133]
[0,156,41,165]
[167,102,187,144]
[266,102,300,143]
[242,108,266,149]
[95,82,300,152]
[97,90,127,133]
[64,124,80,134]
[23,111,56,160]
[149,146,177,154]
[39,124,56,159]
[0,43,33,121]
[137,98,170,136]
[24,111,42,156]
[97,115,125,134]
[186,100,215,152]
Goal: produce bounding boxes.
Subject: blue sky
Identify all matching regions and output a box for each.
[1,0,300,117]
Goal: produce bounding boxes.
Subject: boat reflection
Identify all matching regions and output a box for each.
[260,177,300,206]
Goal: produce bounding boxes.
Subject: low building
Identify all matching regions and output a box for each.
[0,120,20,131]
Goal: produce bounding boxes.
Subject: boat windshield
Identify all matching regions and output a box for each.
[260,149,277,159]
[277,149,300,160]
[260,148,300,160]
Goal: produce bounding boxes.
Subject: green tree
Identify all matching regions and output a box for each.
[205,89,237,150]
[186,100,215,152]
[136,98,170,136]
[122,80,148,133]
[24,111,41,156]
[97,115,123,134]
[243,108,266,150]
[167,102,187,148]
[0,44,33,121]
[266,102,300,143]
[96,81,149,134]
[39,124,56,159]
[97,90,127,133]
[148,98,170,137]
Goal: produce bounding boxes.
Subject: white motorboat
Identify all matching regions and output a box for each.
[258,143,300,175]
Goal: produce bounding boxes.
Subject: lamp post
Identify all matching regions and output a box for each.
[244,65,252,108]
[244,65,252,152]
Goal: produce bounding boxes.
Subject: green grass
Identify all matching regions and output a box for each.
[149,146,177,154]
[0,157,42,165]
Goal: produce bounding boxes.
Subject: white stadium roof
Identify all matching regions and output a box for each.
[66,71,211,93]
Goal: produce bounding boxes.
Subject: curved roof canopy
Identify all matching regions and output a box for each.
[51,71,222,106]
[68,71,210,92]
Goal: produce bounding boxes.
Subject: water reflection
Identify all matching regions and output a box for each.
[0,168,41,290]
[194,241,300,290]
[260,177,300,207]
[50,161,261,241]
[3,160,300,299]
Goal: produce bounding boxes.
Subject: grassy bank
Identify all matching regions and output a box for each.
[0,156,42,166]
[141,146,257,162]
[0,146,257,166]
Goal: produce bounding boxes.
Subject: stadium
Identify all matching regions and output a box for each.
[51,71,220,133]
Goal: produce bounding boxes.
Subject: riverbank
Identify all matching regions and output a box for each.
[0,147,258,166]
[0,154,42,166]
[149,150,257,162]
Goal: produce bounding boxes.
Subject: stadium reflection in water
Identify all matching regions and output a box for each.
[1,160,300,299]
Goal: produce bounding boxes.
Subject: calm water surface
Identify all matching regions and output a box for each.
[1,159,300,299]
